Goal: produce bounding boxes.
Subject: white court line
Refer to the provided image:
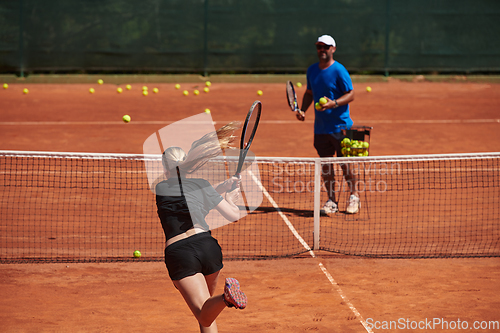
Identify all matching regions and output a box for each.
[249,170,374,333]
[0,118,498,126]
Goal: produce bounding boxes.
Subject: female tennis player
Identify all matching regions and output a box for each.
[155,123,247,333]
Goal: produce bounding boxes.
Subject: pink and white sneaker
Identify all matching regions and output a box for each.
[223,278,247,309]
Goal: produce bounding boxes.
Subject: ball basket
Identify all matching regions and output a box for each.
[339,126,373,157]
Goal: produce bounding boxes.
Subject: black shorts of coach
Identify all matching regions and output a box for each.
[313,132,346,157]
[164,232,224,281]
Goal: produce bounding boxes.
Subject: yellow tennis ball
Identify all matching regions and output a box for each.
[3,83,8,89]
[194,89,200,95]
[296,82,302,88]
[315,102,322,110]
[98,79,103,85]
[117,87,123,93]
[142,86,148,91]
[203,87,209,93]
[89,88,95,94]
[126,84,132,90]
[175,84,181,89]
[122,115,131,123]
[319,97,327,105]
[183,90,189,96]
[257,90,263,96]
[23,88,29,94]
[204,108,211,114]
[366,86,372,92]
[143,90,148,96]
[205,81,212,87]
[133,250,141,258]
[153,87,159,93]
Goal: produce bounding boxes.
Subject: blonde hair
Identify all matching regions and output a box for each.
[162,122,240,175]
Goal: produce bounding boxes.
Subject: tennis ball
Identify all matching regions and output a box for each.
[194,89,200,95]
[117,87,123,93]
[315,102,322,110]
[257,90,263,96]
[142,90,148,96]
[175,84,181,89]
[366,86,372,92]
[142,86,148,91]
[153,87,159,93]
[203,87,209,93]
[341,138,351,147]
[98,79,103,85]
[3,83,8,89]
[122,115,131,123]
[205,81,211,87]
[183,90,189,96]
[204,108,211,114]
[23,88,29,94]
[133,250,141,258]
[89,88,95,94]
[126,84,132,90]
[296,82,302,88]
[319,97,328,105]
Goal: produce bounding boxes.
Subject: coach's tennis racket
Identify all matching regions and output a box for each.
[231,100,261,189]
[286,80,305,121]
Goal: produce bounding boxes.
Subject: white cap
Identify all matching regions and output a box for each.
[316,35,336,47]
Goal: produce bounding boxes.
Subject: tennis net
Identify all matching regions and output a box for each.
[1,150,499,263]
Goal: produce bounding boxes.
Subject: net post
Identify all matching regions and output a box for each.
[313,159,321,251]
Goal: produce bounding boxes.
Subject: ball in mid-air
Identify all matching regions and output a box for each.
[257,90,263,96]
[204,108,211,114]
[183,90,189,96]
[133,250,141,258]
[175,84,181,89]
[122,115,131,123]
[126,84,132,90]
[117,87,123,93]
[319,97,328,105]
[89,88,95,94]
[23,88,29,94]
[98,79,103,85]
[2,83,8,89]
[296,82,302,88]
[366,86,372,92]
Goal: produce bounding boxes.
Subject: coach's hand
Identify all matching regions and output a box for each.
[296,110,305,121]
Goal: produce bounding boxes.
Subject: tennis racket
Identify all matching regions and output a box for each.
[286,80,305,121]
[231,100,261,189]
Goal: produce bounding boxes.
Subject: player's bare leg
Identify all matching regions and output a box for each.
[173,272,225,332]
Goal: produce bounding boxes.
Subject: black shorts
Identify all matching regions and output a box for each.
[164,232,223,281]
[314,133,345,157]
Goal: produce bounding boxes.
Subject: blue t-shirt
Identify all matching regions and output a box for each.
[306,61,354,134]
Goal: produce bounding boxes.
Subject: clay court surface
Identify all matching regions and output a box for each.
[1,77,500,332]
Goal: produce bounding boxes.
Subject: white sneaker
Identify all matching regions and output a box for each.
[346,195,360,214]
[321,199,338,215]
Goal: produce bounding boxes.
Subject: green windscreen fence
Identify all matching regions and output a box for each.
[1,0,499,75]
